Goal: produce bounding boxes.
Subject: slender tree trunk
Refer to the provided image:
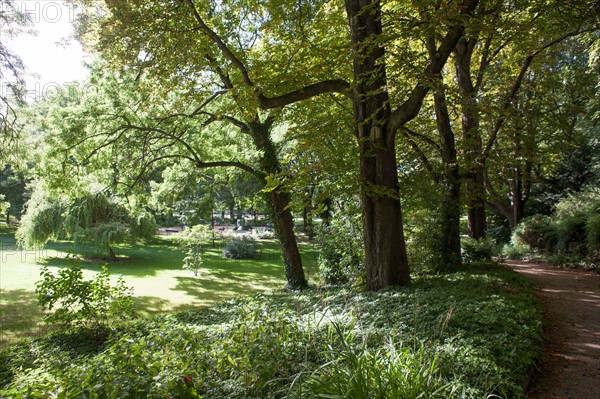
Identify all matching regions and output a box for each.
[346,0,410,290]
[107,245,116,262]
[319,197,333,227]
[302,186,315,240]
[434,87,462,271]
[302,205,314,240]
[229,205,235,224]
[455,38,487,239]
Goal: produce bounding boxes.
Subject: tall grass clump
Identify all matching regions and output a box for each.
[291,324,458,399]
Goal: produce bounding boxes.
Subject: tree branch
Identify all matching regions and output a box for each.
[257,79,351,109]
[186,0,255,88]
[482,28,591,161]
[388,0,480,135]
[399,128,440,182]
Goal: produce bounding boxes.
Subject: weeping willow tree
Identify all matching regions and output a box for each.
[17,191,156,260]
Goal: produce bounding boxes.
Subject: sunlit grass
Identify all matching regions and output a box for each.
[0,223,318,346]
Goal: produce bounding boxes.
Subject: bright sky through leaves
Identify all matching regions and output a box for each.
[2,0,90,103]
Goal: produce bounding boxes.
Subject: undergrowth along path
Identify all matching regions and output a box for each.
[504,260,600,399]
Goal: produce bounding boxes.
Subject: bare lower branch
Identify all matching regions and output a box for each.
[257,79,351,109]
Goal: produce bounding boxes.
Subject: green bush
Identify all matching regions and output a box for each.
[513,187,600,265]
[222,236,259,259]
[316,214,364,286]
[35,265,134,329]
[586,211,600,257]
[461,237,496,263]
[501,242,531,260]
[554,186,600,258]
[513,215,554,252]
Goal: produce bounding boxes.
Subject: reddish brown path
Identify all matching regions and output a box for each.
[504,260,600,399]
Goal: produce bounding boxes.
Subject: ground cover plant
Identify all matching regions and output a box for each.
[0,262,542,398]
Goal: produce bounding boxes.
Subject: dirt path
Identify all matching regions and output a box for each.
[504,260,600,399]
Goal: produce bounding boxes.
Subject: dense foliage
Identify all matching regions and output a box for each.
[0,263,542,398]
[505,186,600,269]
[316,212,364,286]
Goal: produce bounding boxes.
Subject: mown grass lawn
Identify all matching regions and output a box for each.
[0,223,318,345]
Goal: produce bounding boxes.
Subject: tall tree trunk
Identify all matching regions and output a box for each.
[250,120,308,289]
[346,0,410,290]
[433,87,462,271]
[466,173,487,238]
[455,37,487,239]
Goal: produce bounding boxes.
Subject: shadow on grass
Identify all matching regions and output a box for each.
[133,296,177,317]
[173,269,285,301]
[0,289,55,347]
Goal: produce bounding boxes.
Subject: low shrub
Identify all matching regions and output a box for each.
[512,187,600,266]
[316,214,364,286]
[462,237,496,263]
[586,211,600,257]
[255,229,276,240]
[513,215,553,252]
[35,265,134,329]
[501,242,531,260]
[222,236,260,259]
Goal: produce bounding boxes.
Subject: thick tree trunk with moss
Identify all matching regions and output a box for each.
[268,189,307,288]
[249,120,308,290]
[346,0,410,290]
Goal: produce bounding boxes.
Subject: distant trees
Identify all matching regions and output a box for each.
[395,0,599,271]
[0,165,28,222]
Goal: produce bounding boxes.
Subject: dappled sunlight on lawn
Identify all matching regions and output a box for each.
[0,230,319,344]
